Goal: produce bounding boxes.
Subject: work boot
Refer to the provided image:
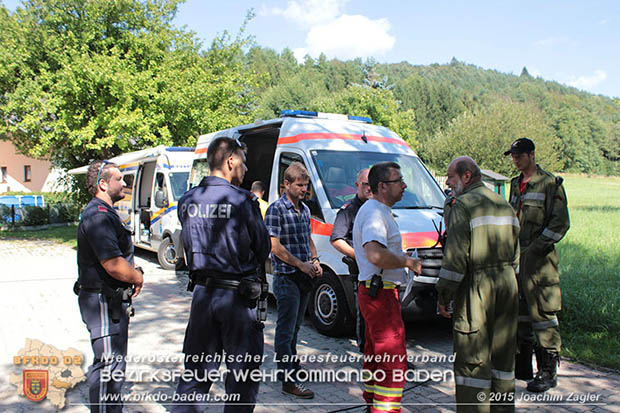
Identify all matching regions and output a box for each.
[527,349,559,392]
[282,381,314,399]
[515,342,534,380]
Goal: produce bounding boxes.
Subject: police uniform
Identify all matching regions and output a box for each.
[172,176,271,413]
[330,195,364,248]
[508,165,569,391]
[330,195,365,350]
[77,197,135,413]
[436,181,520,413]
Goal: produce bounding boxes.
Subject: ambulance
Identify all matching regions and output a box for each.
[190,111,446,336]
[70,146,194,270]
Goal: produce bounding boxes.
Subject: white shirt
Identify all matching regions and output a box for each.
[352,199,406,283]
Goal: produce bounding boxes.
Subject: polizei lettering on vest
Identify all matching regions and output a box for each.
[182,203,232,219]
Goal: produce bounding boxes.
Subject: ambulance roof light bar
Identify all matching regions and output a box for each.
[280,109,372,124]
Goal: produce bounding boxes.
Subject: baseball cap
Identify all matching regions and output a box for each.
[504,137,535,156]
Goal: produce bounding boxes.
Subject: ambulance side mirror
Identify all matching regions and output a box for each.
[154,190,167,208]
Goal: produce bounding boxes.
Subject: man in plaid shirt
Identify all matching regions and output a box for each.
[265,161,323,399]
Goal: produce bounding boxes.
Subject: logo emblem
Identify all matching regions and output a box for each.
[23,370,48,402]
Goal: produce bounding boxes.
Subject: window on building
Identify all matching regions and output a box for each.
[1,167,7,183]
[24,165,32,182]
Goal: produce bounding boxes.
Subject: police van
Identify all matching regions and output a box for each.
[190,111,446,336]
[70,146,194,270]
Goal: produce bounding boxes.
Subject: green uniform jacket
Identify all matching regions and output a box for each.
[436,181,520,310]
[508,166,570,311]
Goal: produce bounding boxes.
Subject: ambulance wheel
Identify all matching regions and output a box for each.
[309,271,352,337]
[157,237,181,270]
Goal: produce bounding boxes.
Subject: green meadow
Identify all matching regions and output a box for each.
[558,174,620,370]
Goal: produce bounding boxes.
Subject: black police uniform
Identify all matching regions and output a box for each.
[172,176,271,413]
[329,195,365,350]
[76,197,135,413]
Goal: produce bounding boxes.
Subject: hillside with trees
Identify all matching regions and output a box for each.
[1,0,619,179]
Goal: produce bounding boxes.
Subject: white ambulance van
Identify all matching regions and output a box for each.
[70,146,194,270]
[190,111,446,336]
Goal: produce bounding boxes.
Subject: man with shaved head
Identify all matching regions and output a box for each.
[437,156,520,412]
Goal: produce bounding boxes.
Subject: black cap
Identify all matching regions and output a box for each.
[504,137,535,156]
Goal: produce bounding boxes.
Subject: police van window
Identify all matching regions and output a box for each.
[170,172,190,200]
[311,150,444,209]
[122,174,134,200]
[154,173,168,204]
[189,159,209,189]
[278,152,324,221]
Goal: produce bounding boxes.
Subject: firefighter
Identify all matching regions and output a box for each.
[504,137,570,393]
[437,156,520,413]
[352,162,422,413]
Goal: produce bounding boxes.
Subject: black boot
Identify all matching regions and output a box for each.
[527,349,559,392]
[515,342,534,380]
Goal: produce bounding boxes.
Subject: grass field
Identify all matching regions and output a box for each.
[1,175,619,369]
[0,224,78,247]
[557,174,620,370]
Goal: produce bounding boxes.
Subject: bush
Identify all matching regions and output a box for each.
[20,205,50,226]
[0,205,14,226]
[49,203,80,224]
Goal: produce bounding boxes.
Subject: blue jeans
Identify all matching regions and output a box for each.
[273,272,311,383]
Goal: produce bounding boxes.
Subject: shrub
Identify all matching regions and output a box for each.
[20,205,49,226]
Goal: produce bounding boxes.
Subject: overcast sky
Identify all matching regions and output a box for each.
[4,0,620,98]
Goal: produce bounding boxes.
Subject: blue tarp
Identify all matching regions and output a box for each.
[0,195,45,223]
[0,195,45,207]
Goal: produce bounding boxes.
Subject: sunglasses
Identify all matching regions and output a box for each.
[226,137,243,159]
[95,160,113,185]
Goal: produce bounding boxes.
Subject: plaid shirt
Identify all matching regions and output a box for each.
[265,193,311,274]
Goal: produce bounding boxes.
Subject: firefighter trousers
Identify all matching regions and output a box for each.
[453,268,518,413]
[358,284,407,413]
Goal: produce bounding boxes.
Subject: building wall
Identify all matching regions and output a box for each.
[0,140,53,193]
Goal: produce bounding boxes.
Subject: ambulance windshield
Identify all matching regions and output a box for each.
[311,150,445,209]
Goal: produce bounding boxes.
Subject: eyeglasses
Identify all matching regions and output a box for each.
[361,182,370,186]
[95,160,112,185]
[381,177,404,185]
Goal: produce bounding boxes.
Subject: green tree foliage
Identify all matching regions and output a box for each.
[310,85,417,148]
[393,73,467,142]
[423,100,561,177]
[0,0,260,171]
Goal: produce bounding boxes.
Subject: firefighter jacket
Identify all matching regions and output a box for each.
[508,166,569,257]
[508,166,569,312]
[509,166,569,281]
[436,181,520,309]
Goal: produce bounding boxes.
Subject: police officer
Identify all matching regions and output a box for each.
[172,137,271,413]
[329,168,371,351]
[504,138,570,393]
[76,160,144,413]
[437,156,519,413]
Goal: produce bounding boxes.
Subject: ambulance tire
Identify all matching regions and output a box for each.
[157,237,183,270]
[309,270,353,337]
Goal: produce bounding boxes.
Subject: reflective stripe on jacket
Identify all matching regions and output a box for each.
[436,181,520,305]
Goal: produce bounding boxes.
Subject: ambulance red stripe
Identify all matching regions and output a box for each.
[277,132,409,147]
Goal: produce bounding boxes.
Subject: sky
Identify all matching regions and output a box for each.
[4,0,620,98]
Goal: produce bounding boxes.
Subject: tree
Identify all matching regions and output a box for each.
[521,66,533,79]
[310,85,418,148]
[0,0,260,171]
[423,99,561,176]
